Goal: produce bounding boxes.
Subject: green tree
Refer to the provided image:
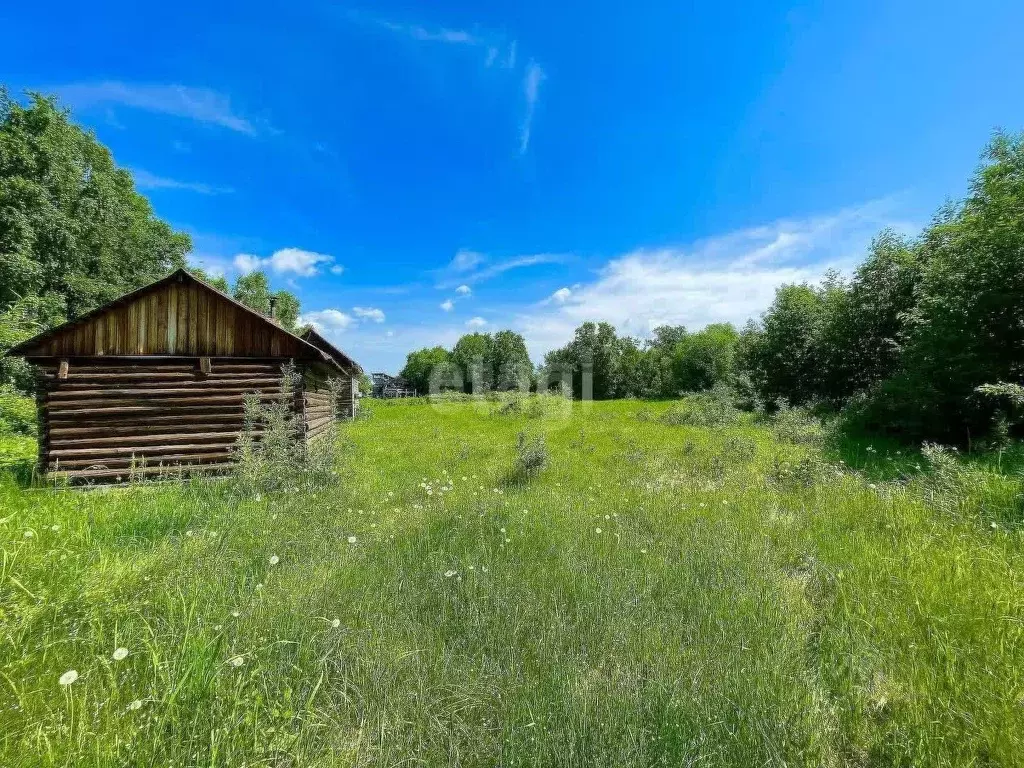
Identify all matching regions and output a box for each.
[743,284,824,406]
[0,91,190,322]
[399,346,453,395]
[451,332,493,393]
[860,133,1024,441]
[542,321,623,399]
[672,323,739,392]
[490,329,532,391]
[231,271,301,331]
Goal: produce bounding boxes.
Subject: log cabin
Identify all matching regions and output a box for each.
[4,269,362,483]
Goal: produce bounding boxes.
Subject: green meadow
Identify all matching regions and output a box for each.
[2,397,1023,766]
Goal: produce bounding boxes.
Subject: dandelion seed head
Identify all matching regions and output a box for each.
[59,670,78,686]
[228,655,245,667]
[128,699,143,711]
[269,555,280,566]
[595,527,602,534]
[331,618,341,628]
[112,647,129,661]
[347,535,357,544]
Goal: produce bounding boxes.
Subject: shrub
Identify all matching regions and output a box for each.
[513,431,549,477]
[0,387,36,436]
[660,388,739,427]
[768,404,827,446]
[232,365,338,495]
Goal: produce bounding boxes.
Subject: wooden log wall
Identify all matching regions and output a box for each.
[300,367,337,443]
[335,375,356,418]
[37,359,288,481]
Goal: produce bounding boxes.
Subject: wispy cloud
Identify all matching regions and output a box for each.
[466,316,488,329]
[52,82,259,134]
[513,199,910,361]
[132,168,233,195]
[436,249,562,288]
[234,247,338,277]
[353,306,386,323]
[347,11,539,152]
[298,309,354,334]
[440,299,455,312]
[519,61,545,154]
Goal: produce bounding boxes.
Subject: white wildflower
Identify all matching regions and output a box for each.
[59,670,78,686]
[128,699,143,711]
[228,655,245,667]
[444,570,457,578]
[112,647,129,661]
[347,535,357,544]
[331,618,341,628]
[269,555,280,566]
[595,527,602,534]
[23,530,34,539]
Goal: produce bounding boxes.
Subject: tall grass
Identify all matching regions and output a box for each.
[1,398,1022,766]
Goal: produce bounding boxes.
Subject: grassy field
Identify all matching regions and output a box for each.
[2,397,1023,766]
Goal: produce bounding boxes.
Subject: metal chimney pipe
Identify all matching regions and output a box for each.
[268,295,278,322]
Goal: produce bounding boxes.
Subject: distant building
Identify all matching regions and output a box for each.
[5,269,362,482]
[371,372,416,398]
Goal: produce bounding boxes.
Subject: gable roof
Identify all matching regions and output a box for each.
[5,269,344,370]
[300,327,363,374]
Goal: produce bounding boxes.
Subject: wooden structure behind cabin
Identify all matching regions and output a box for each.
[371,372,416,398]
[5,269,362,483]
[299,327,362,419]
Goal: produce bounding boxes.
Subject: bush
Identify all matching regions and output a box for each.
[767,404,827,446]
[231,366,338,495]
[513,431,549,477]
[660,387,739,427]
[0,387,36,436]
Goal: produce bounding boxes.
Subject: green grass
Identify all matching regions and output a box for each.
[2,397,1023,766]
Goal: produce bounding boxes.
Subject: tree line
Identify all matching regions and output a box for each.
[0,91,303,392]
[401,132,1024,445]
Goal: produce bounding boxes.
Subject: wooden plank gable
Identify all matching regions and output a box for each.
[10,271,313,360]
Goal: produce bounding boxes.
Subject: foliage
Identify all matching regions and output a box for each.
[231,270,300,331]
[231,366,337,495]
[512,430,549,478]
[671,323,739,392]
[659,387,739,427]
[0,90,190,333]
[399,346,453,394]
[0,386,36,436]
[357,373,373,397]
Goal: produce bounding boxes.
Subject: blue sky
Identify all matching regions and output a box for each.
[3,0,1024,372]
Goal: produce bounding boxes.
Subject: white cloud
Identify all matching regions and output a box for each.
[513,199,908,361]
[330,265,345,275]
[233,253,263,273]
[348,12,540,153]
[440,299,455,312]
[436,251,562,288]
[353,306,386,323]
[132,168,232,195]
[54,82,258,134]
[448,249,485,273]
[233,248,338,277]
[299,309,354,334]
[519,61,545,154]
[466,316,488,329]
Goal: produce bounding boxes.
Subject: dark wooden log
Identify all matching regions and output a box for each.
[46,385,285,399]
[50,441,239,458]
[48,461,236,481]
